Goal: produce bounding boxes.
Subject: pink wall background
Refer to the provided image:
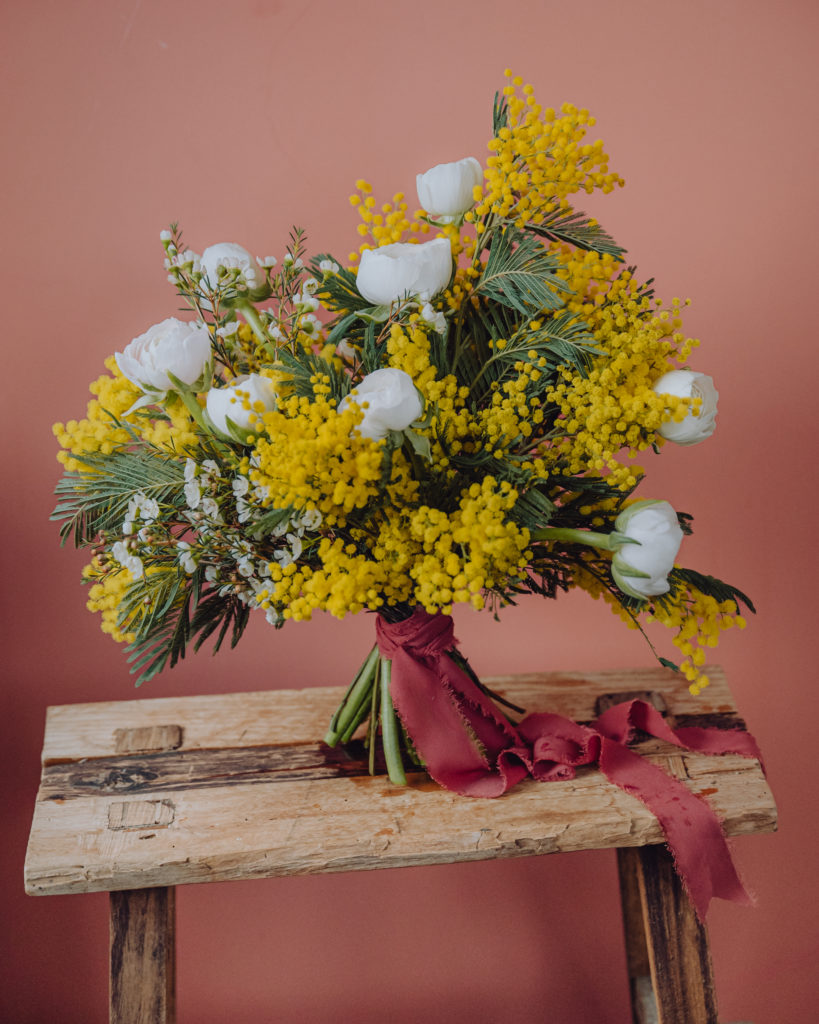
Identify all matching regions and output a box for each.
[2,1,817,1020]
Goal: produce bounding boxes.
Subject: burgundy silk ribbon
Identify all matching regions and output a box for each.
[375,609,765,920]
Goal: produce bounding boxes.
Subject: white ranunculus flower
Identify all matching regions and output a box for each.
[356,238,451,306]
[338,368,423,441]
[653,369,719,445]
[206,374,277,441]
[200,242,268,294]
[416,156,483,218]
[115,318,212,394]
[611,500,683,599]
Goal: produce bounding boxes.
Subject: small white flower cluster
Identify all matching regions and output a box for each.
[112,540,144,580]
[198,506,323,626]
[183,458,223,524]
[175,455,324,624]
[269,507,323,569]
[232,473,268,525]
[164,247,201,285]
[262,266,324,344]
[112,490,165,580]
[123,492,160,536]
[200,242,269,296]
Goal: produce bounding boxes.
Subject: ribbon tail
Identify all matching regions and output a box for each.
[387,648,528,797]
[599,738,751,921]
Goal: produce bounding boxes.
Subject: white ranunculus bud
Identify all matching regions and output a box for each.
[206,374,277,441]
[653,369,719,445]
[200,242,269,296]
[115,318,212,394]
[416,156,483,218]
[611,500,683,599]
[338,368,423,441]
[356,237,451,307]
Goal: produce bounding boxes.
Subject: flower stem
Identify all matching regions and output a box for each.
[235,300,271,351]
[379,658,407,786]
[174,386,211,434]
[367,659,380,776]
[530,526,627,551]
[324,645,379,746]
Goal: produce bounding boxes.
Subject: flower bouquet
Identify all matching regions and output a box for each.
[53,71,753,802]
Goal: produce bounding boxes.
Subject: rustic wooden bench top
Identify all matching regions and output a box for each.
[24,665,776,898]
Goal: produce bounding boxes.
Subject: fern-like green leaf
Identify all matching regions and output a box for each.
[475,228,568,318]
[528,209,626,259]
[670,568,756,614]
[52,448,187,546]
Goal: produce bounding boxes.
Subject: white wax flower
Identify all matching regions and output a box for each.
[206,374,277,440]
[653,369,719,445]
[356,238,451,306]
[416,156,483,218]
[201,242,267,293]
[338,367,423,441]
[112,541,144,581]
[115,318,212,394]
[611,500,683,599]
[420,302,447,335]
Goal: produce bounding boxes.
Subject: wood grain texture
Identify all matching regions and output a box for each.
[38,666,740,763]
[113,725,182,755]
[618,846,654,1024]
[624,844,719,1024]
[25,667,776,898]
[110,887,175,1024]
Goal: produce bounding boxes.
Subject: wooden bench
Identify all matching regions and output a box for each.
[24,665,776,1024]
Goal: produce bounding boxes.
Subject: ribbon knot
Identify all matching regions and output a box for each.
[376,610,455,659]
[376,609,764,920]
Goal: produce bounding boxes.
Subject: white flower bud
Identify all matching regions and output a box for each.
[201,242,268,295]
[611,500,683,599]
[338,367,423,441]
[416,157,483,218]
[206,373,277,441]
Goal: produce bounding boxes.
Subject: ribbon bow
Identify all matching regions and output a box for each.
[376,609,764,920]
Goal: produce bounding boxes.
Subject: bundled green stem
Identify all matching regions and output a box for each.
[323,644,526,786]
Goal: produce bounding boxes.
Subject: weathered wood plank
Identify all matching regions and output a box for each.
[40,665,737,762]
[25,667,775,897]
[110,887,175,1024]
[25,758,775,896]
[114,725,182,755]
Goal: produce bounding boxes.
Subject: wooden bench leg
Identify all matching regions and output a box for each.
[617,846,718,1024]
[110,887,176,1024]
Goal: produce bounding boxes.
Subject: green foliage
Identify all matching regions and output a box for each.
[276,346,349,403]
[527,208,626,259]
[492,91,509,135]
[52,446,186,547]
[670,568,756,615]
[474,227,568,318]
